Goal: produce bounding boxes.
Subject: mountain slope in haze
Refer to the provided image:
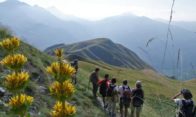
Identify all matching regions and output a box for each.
[1,0,196,79]
[157,19,196,32]
[45,38,150,69]
[87,15,196,80]
[0,0,91,50]
[173,21,196,32]
[47,6,88,23]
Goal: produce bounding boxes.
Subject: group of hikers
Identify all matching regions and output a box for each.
[89,68,144,117]
[70,60,196,117]
[88,68,196,117]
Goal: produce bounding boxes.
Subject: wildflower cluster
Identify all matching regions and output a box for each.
[0,37,33,116]
[51,101,76,117]
[50,81,75,99]
[5,72,29,91]
[46,62,75,81]
[0,54,27,70]
[46,48,76,117]
[0,37,20,51]
[9,94,33,110]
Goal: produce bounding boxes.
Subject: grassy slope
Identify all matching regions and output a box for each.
[0,28,107,117]
[0,42,55,116]
[1,29,196,117]
[75,61,196,117]
[0,28,54,116]
[1,49,196,117]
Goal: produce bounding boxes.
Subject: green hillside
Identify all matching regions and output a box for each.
[0,28,196,117]
[75,61,196,117]
[0,28,107,117]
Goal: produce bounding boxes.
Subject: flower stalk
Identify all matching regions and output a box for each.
[46,48,76,117]
[0,37,33,117]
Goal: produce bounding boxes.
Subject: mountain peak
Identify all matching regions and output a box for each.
[88,38,113,44]
[1,0,27,6]
[45,38,150,69]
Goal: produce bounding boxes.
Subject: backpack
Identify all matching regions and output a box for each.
[122,86,131,104]
[193,105,196,117]
[107,84,116,97]
[99,80,108,95]
[178,100,194,117]
[132,89,144,107]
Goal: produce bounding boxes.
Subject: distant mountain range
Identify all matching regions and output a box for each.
[0,0,90,49]
[45,38,151,69]
[0,0,196,79]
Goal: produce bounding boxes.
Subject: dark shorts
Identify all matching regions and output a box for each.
[120,97,131,108]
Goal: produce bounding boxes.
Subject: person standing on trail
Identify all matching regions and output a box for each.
[118,80,131,117]
[130,81,144,117]
[71,59,79,84]
[107,78,119,117]
[89,68,100,98]
[172,89,196,117]
[98,74,110,108]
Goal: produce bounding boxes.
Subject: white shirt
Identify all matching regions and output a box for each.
[110,84,118,92]
[174,98,194,108]
[118,85,131,98]
[174,98,184,108]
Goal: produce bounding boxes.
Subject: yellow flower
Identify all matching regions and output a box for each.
[0,54,27,70]
[50,81,75,99]
[5,72,29,91]
[55,48,63,58]
[46,62,75,81]
[51,101,76,117]
[8,94,33,109]
[0,37,20,51]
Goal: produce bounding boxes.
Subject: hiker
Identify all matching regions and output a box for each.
[107,78,119,117]
[89,68,100,98]
[172,89,196,117]
[71,59,79,84]
[130,81,144,117]
[118,80,131,117]
[98,74,110,108]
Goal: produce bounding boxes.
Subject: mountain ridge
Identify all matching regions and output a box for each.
[1,0,196,79]
[45,38,151,69]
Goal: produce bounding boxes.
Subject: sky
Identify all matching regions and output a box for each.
[1,0,196,21]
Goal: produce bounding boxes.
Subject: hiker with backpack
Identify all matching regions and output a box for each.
[107,78,119,117]
[130,81,144,117]
[118,80,131,117]
[98,74,110,108]
[172,89,196,117]
[71,59,79,84]
[89,68,100,98]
